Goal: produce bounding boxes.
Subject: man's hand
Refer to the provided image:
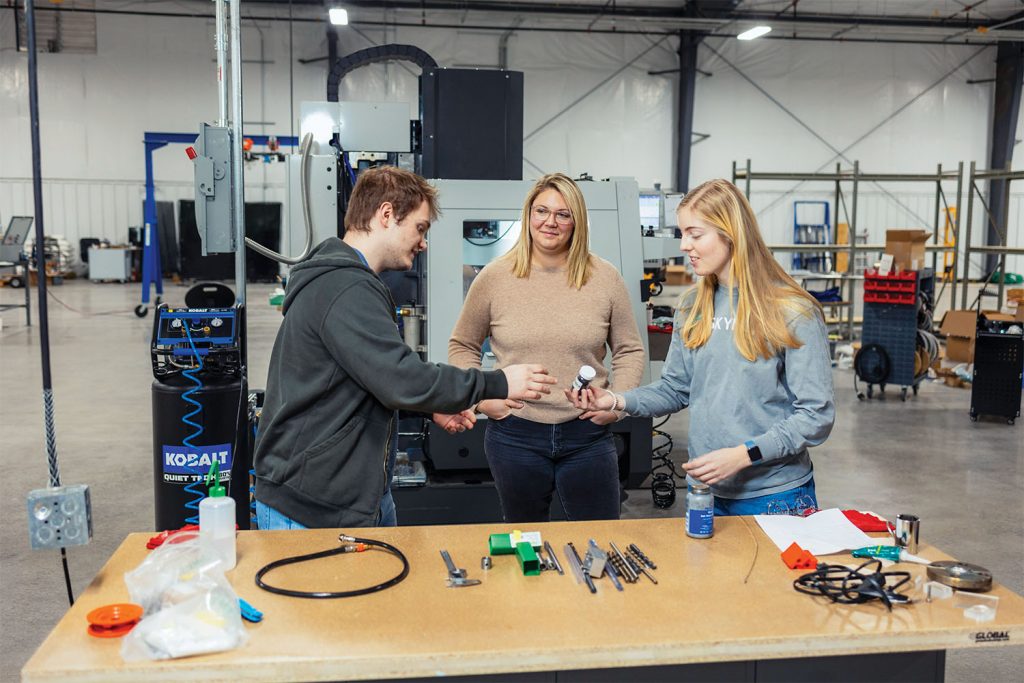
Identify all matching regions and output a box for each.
[432,410,477,434]
[477,398,524,421]
[503,364,557,401]
[564,386,617,412]
[682,445,752,486]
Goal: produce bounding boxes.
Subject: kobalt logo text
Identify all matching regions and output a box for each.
[162,443,233,474]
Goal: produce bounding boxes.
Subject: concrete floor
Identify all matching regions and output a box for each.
[1,280,1021,683]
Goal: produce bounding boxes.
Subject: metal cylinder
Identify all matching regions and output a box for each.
[402,308,422,352]
[152,378,251,531]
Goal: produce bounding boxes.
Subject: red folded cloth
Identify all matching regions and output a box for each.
[842,509,891,533]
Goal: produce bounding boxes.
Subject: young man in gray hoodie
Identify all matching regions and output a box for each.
[254,167,555,529]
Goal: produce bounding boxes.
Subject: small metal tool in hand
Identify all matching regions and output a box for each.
[441,549,481,588]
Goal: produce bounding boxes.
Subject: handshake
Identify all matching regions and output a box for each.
[433,364,619,434]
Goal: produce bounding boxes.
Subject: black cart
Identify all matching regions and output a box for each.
[970,317,1023,424]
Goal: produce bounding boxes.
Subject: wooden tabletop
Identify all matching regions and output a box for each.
[21,517,1024,682]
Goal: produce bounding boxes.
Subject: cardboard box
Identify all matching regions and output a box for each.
[663,265,693,286]
[885,229,931,272]
[939,309,976,363]
[981,310,1016,323]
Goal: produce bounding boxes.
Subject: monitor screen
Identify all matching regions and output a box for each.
[638,194,661,229]
[3,216,34,246]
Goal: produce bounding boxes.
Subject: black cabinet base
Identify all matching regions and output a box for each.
[365,650,945,683]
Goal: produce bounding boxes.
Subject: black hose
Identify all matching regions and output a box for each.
[255,535,410,599]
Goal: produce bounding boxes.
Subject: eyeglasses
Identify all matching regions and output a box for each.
[531,206,574,226]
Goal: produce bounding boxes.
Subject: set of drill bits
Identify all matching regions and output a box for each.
[562,540,658,594]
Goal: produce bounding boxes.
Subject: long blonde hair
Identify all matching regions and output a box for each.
[504,173,592,289]
[678,179,822,361]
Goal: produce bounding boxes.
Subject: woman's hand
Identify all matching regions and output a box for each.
[564,386,617,412]
[477,398,524,421]
[432,410,477,434]
[581,410,618,425]
[682,445,752,486]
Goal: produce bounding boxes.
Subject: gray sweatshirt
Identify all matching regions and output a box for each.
[623,285,835,500]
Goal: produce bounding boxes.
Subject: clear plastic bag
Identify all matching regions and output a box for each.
[121,534,247,660]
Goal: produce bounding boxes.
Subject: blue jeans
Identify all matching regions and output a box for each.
[713,479,817,516]
[255,500,308,529]
[485,414,620,523]
[255,490,397,529]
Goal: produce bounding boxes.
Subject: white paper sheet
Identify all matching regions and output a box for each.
[754,508,881,556]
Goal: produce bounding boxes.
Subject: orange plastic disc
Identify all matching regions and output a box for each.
[87,622,138,639]
[87,603,143,628]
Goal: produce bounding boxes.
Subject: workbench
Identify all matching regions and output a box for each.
[21,518,1024,682]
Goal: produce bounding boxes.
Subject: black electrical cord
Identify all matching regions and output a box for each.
[794,560,911,612]
[60,548,74,606]
[255,534,409,599]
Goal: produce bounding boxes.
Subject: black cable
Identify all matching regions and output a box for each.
[27,0,75,611]
[255,534,409,599]
[45,288,128,317]
[463,222,517,247]
[60,547,74,606]
[794,560,911,611]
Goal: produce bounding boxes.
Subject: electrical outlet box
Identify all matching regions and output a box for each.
[27,485,93,549]
[193,123,235,255]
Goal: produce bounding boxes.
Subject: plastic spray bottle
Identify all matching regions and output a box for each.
[199,460,236,570]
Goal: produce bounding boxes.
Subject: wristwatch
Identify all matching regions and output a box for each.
[744,439,763,464]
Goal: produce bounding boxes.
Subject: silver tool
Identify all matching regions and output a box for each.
[609,542,639,583]
[536,545,554,571]
[566,542,596,594]
[544,540,564,575]
[628,543,656,570]
[441,549,481,588]
[584,539,608,579]
[604,554,625,591]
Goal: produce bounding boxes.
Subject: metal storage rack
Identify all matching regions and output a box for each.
[960,165,1024,310]
[732,160,963,340]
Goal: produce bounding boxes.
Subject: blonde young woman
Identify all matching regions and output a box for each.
[571,179,835,515]
[449,173,646,522]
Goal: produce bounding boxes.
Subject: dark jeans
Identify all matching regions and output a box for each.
[484,414,620,523]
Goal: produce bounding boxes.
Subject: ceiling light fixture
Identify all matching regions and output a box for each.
[737,26,772,41]
[328,8,349,26]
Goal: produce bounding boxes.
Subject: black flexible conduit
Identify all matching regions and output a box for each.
[327,44,438,102]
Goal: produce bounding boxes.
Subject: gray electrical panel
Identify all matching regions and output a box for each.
[193,123,235,254]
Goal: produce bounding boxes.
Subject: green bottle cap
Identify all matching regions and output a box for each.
[205,461,226,497]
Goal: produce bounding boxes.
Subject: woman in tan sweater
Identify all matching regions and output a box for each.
[448,173,646,522]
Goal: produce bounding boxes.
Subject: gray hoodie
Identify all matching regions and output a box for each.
[624,285,835,500]
[254,238,508,527]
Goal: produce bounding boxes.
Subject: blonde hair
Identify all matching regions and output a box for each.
[677,179,822,361]
[504,173,592,289]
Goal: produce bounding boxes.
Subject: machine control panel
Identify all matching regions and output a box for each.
[151,305,242,378]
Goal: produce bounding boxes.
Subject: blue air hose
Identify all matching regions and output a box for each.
[181,324,206,524]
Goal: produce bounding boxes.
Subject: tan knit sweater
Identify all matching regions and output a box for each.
[448,255,646,424]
